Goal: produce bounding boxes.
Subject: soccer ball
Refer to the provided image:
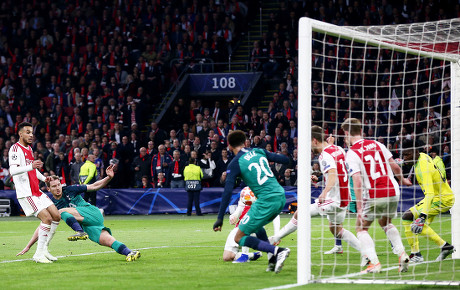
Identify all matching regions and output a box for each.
[240,186,256,205]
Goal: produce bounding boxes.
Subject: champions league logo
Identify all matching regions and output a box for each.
[11,154,17,161]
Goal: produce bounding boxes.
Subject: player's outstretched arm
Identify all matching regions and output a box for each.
[16,225,39,256]
[214,161,241,232]
[319,168,337,203]
[86,165,114,191]
[264,150,290,165]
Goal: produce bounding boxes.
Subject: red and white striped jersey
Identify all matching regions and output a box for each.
[8,142,42,198]
[346,139,399,199]
[319,144,349,207]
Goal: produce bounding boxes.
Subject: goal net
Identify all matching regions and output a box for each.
[297,18,460,285]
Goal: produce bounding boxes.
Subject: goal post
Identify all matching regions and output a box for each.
[297,17,460,285]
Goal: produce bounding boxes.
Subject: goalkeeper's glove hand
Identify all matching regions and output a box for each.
[213,219,223,232]
[411,213,427,234]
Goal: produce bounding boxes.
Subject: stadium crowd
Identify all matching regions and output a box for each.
[0,0,455,190]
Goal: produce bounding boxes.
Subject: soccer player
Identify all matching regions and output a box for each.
[268,126,360,256]
[17,165,141,262]
[223,186,280,263]
[401,141,455,262]
[213,130,290,273]
[9,122,61,263]
[342,118,411,273]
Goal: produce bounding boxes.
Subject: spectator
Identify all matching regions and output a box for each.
[169,150,186,188]
[151,144,172,185]
[132,147,152,188]
[70,152,84,185]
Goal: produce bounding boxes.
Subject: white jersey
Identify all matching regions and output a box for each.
[346,139,399,199]
[8,142,42,198]
[318,144,349,207]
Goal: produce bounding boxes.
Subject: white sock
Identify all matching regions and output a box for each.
[36,223,51,255]
[242,246,250,254]
[383,224,405,256]
[46,221,59,247]
[357,231,379,264]
[338,228,361,252]
[273,217,297,243]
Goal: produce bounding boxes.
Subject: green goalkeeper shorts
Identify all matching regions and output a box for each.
[77,205,111,243]
[238,194,285,235]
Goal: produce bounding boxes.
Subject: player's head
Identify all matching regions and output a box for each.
[227,130,246,151]
[402,139,421,166]
[46,175,63,198]
[311,125,325,154]
[18,122,34,145]
[341,118,362,145]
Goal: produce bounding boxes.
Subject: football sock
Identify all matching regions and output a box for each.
[420,224,446,247]
[383,224,405,255]
[241,246,250,254]
[338,228,360,251]
[335,238,342,246]
[46,221,59,246]
[357,230,379,264]
[255,228,268,241]
[61,212,84,232]
[37,223,51,253]
[111,240,132,256]
[273,217,297,243]
[240,235,276,254]
[403,219,419,253]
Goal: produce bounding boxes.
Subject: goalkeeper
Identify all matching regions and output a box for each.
[401,141,455,263]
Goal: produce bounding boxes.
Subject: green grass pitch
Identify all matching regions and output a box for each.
[0,214,458,289]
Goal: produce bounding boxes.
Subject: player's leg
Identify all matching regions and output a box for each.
[98,230,140,262]
[223,227,239,262]
[357,219,381,273]
[35,208,53,263]
[328,208,360,252]
[379,216,409,272]
[59,207,84,222]
[401,209,423,262]
[59,211,89,241]
[269,210,298,244]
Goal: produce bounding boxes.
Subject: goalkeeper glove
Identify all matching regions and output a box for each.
[411,213,427,234]
[213,219,223,231]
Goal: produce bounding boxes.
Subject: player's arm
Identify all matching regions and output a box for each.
[86,164,114,191]
[351,172,363,225]
[389,157,412,185]
[417,159,436,216]
[214,160,241,231]
[229,200,245,225]
[319,168,336,204]
[263,149,290,164]
[36,169,47,182]
[16,225,39,256]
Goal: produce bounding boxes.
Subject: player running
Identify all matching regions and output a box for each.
[268,126,360,256]
[213,130,290,273]
[9,122,61,263]
[223,186,280,263]
[342,118,411,274]
[401,141,455,263]
[17,164,140,262]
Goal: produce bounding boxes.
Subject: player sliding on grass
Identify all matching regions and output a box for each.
[17,164,140,262]
[269,126,360,256]
[401,141,455,263]
[342,118,411,274]
[223,186,280,263]
[213,130,290,273]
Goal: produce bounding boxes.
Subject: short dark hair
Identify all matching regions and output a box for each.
[189,158,196,165]
[311,125,324,142]
[18,122,33,132]
[227,130,246,148]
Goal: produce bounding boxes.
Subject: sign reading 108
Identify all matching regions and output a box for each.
[211,77,236,89]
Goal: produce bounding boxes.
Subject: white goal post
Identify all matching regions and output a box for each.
[297,17,460,285]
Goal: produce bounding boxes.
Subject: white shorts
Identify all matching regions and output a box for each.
[311,200,347,225]
[18,194,54,217]
[362,195,399,222]
[224,227,239,254]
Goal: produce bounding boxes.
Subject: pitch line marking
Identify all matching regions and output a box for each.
[0,245,221,264]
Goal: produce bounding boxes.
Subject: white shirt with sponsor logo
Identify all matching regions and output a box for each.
[8,142,42,198]
[318,145,349,207]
